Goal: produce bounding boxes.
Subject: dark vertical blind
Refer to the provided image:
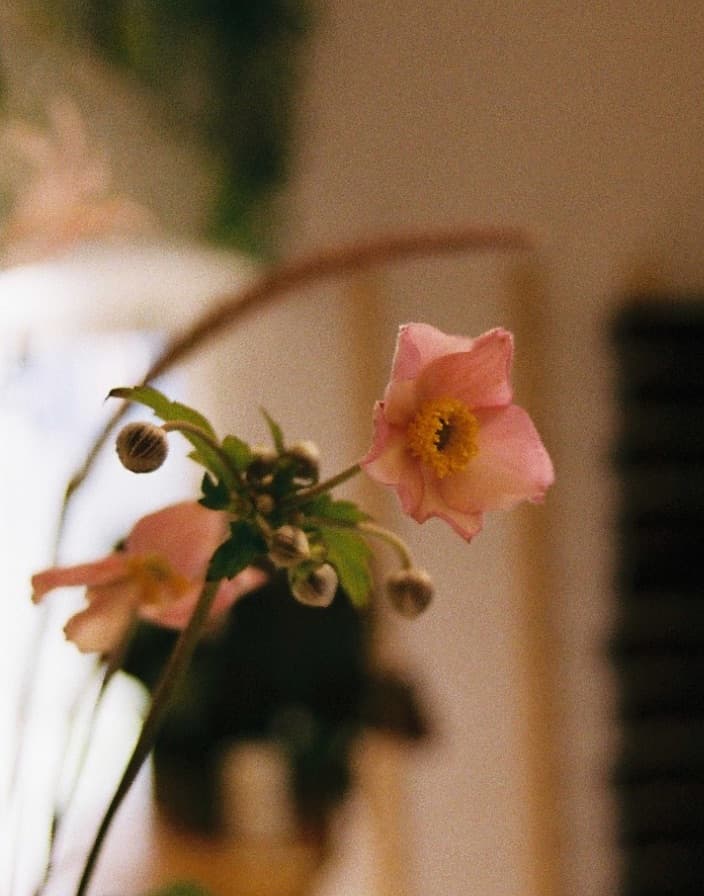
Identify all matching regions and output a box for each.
[611,299,704,896]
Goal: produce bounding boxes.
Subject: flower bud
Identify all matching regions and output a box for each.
[286,440,320,483]
[268,525,311,568]
[255,493,275,515]
[246,447,278,485]
[116,422,168,474]
[290,563,338,608]
[385,568,434,618]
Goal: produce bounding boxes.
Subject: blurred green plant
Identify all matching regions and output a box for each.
[35,0,312,254]
[144,883,214,896]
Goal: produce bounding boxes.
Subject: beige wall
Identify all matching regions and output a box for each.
[282,4,704,895]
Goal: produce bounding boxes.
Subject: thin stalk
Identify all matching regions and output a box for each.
[22,224,529,893]
[160,419,243,484]
[286,462,362,507]
[59,225,530,530]
[74,581,218,896]
[357,520,414,569]
[33,620,138,896]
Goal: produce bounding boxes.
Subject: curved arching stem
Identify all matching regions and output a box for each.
[27,224,530,894]
[58,225,529,542]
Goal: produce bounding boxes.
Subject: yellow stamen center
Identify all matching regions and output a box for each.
[126,554,191,606]
[406,397,479,478]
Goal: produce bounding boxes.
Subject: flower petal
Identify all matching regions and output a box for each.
[142,566,269,629]
[416,327,514,410]
[390,323,474,381]
[440,405,554,512]
[383,379,418,426]
[408,466,485,539]
[127,501,228,580]
[64,587,137,654]
[360,403,404,475]
[31,553,128,603]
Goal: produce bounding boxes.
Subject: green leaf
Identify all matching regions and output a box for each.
[317,526,372,608]
[222,434,253,472]
[302,493,369,525]
[110,386,216,437]
[199,473,230,510]
[207,520,267,581]
[260,407,285,453]
[110,385,229,483]
[143,883,215,896]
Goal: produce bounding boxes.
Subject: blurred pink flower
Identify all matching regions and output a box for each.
[32,502,266,653]
[0,97,155,266]
[361,323,554,540]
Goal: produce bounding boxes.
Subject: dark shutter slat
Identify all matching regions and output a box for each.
[611,297,704,894]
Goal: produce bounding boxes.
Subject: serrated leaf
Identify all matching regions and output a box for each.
[260,407,285,453]
[207,520,267,581]
[302,493,369,525]
[317,526,372,608]
[222,434,253,472]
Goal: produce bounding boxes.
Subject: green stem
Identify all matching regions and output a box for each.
[305,515,414,570]
[286,462,362,507]
[59,225,530,535]
[356,520,414,569]
[74,581,219,896]
[161,420,242,484]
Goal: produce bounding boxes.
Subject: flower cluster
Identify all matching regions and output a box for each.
[27,318,553,896]
[33,322,554,653]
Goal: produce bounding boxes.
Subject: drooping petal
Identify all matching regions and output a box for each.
[383,379,419,426]
[390,323,474,382]
[439,405,555,512]
[64,586,137,653]
[31,553,129,603]
[127,501,228,580]
[142,566,269,630]
[415,328,514,410]
[361,403,428,517]
[360,403,405,475]
[408,466,485,540]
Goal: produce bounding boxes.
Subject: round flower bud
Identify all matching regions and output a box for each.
[385,568,434,618]
[290,563,338,608]
[246,447,278,485]
[268,525,311,568]
[286,440,320,483]
[116,422,168,474]
[255,493,275,515]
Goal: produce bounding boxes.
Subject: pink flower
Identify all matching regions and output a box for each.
[31,502,267,653]
[1,97,155,266]
[361,323,554,540]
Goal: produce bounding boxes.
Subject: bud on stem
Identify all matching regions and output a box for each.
[385,568,434,617]
[116,422,168,473]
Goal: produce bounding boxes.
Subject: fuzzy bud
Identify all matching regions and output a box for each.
[246,447,278,485]
[386,568,434,618]
[286,440,320,483]
[255,493,275,515]
[116,422,168,474]
[269,525,311,568]
[290,563,338,608]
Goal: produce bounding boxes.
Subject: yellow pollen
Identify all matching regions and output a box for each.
[406,397,479,478]
[126,554,191,606]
